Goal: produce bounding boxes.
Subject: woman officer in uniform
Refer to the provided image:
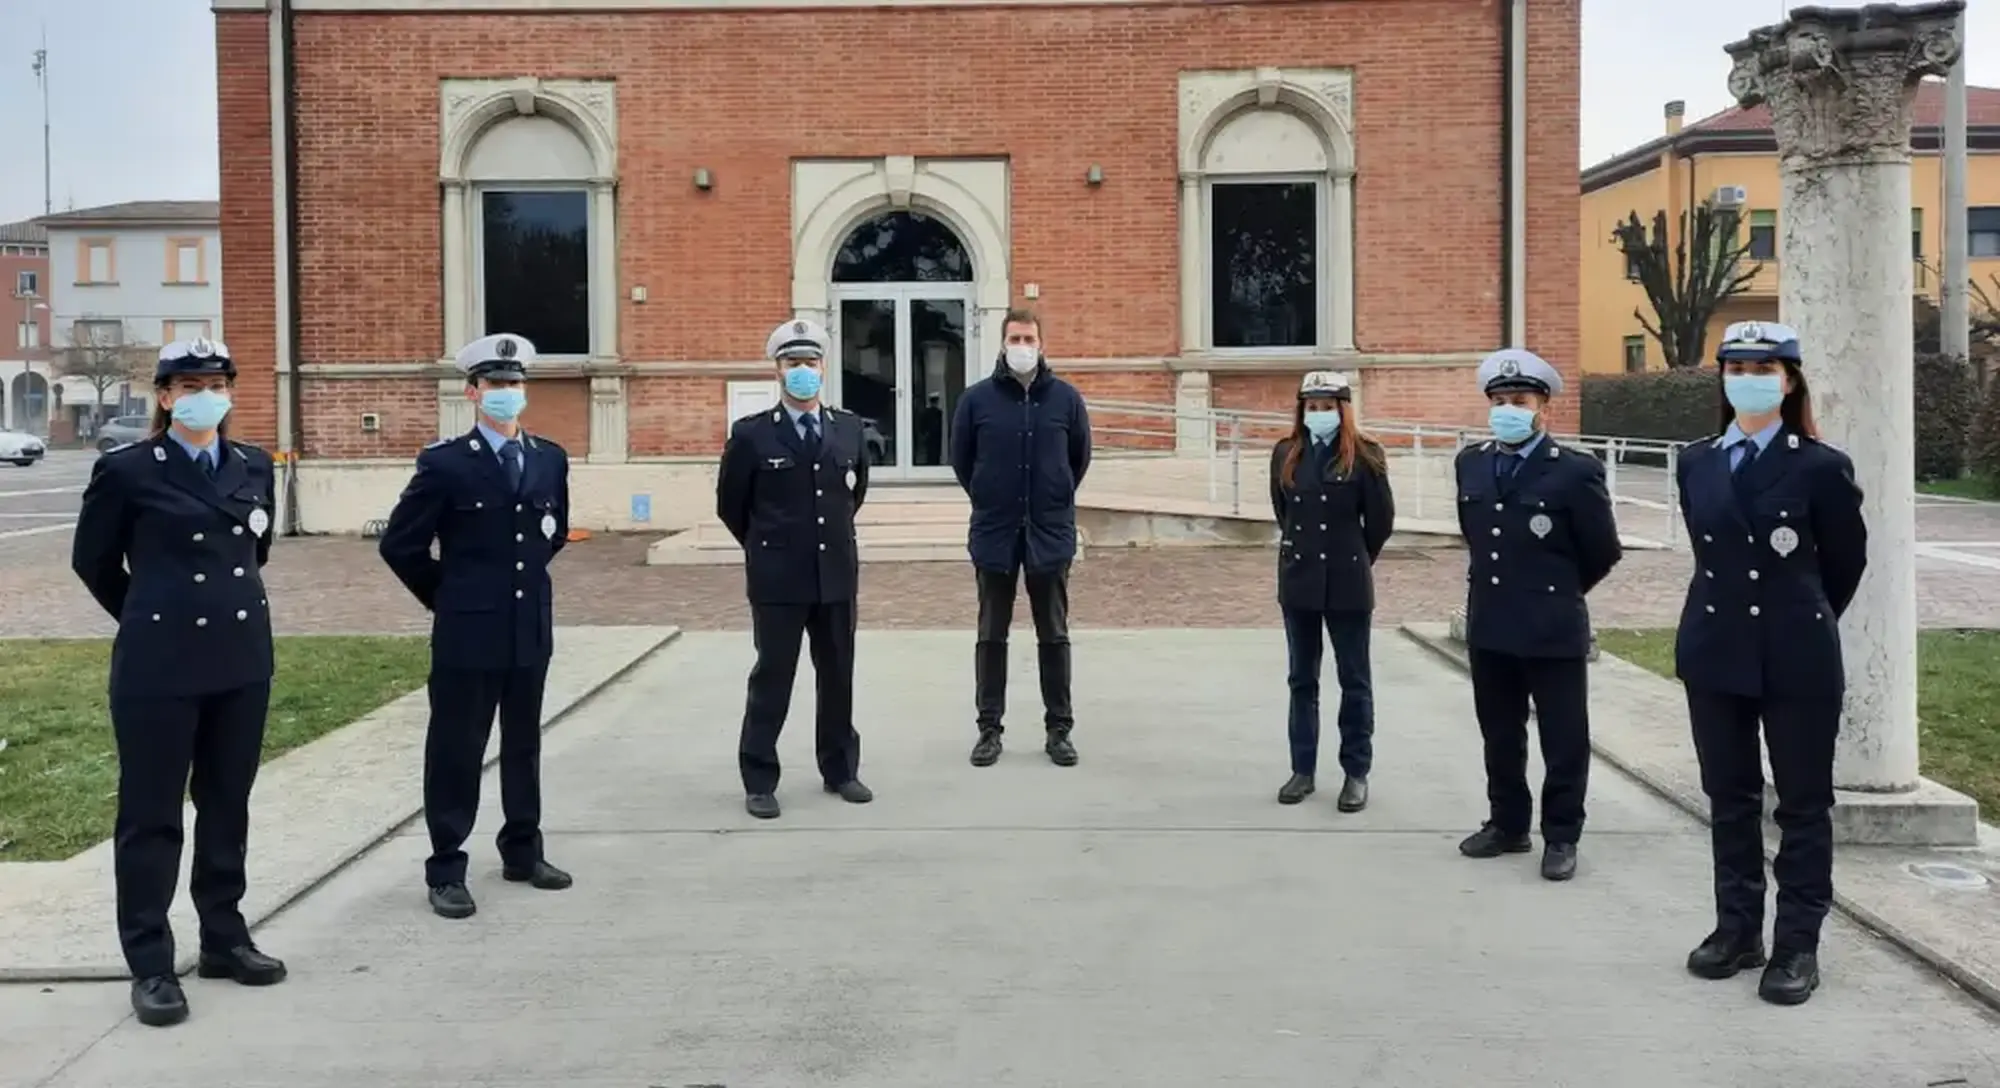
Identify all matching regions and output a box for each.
[1268,370,1395,812]
[71,338,287,1028]
[1671,320,1866,1007]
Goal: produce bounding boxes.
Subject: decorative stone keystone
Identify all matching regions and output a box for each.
[1725,4,1978,842]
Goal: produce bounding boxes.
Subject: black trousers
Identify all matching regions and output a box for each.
[974,563,1073,733]
[1684,687,1839,954]
[423,662,549,887]
[111,682,270,979]
[740,601,862,795]
[1281,609,1374,778]
[1467,648,1591,845]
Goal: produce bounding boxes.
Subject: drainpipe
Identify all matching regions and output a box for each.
[268,0,303,532]
[1501,0,1527,347]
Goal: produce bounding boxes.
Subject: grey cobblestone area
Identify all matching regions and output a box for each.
[5,530,1997,636]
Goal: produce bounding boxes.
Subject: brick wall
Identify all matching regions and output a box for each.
[215,0,1581,458]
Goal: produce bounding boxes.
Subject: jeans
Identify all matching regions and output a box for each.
[1282,609,1374,778]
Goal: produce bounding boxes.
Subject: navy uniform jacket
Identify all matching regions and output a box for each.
[378,430,570,672]
[716,405,870,606]
[71,436,278,699]
[1672,428,1867,700]
[1455,437,1623,658]
[1269,438,1396,613]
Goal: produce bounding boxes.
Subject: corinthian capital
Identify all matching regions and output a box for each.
[1723,2,1964,168]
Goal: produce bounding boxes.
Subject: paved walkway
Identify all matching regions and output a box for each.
[7,630,1998,1087]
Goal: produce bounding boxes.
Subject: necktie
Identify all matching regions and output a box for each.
[201,450,218,478]
[1731,440,1758,506]
[800,413,820,455]
[500,440,523,493]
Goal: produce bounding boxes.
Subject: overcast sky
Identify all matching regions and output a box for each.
[0,0,1995,224]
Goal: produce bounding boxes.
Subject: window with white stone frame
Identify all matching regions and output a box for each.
[1179,68,1356,356]
[438,79,619,361]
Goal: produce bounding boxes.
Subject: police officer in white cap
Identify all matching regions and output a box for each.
[717,318,873,819]
[1453,348,1622,881]
[1671,321,1866,1006]
[379,333,575,919]
[71,337,286,1027]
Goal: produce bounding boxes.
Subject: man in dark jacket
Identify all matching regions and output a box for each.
[949,309,1092,768]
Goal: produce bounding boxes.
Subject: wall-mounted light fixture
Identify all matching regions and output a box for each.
[693,168,713,191]
[1085,164,1105,186]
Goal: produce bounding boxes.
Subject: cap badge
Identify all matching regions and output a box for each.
[1497,358,1520,377]
[189,337,215,359]
[496,338,518,359]
[793,321,808,335]
[1740,322,1763,343]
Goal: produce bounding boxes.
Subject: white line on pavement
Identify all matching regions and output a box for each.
[0,486,82,499]
[1915,543,2000,572]
[0,512,76,520]
[0,522,73,541]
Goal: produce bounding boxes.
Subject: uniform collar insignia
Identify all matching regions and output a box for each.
[1786,434,1799,449]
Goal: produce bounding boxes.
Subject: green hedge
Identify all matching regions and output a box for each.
[1974,378,2000,484]
[1914,353,1978,481]
[1582,355,1979,484]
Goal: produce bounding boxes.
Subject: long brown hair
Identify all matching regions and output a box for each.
[1279,398,1385,488]
[1716,360,1818,438]
[148,379,235,439]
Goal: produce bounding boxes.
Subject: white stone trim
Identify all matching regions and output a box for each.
[218,0,1230,10]
[1177,67,1356,357]
[298,351,1486,379]
[791,157,1010,365]
[435,378,474,439]
[438,78,619,362]
[588,374,628,463]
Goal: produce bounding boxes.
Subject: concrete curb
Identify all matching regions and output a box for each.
[0,625,682,983]
[1397,622,2000,1014]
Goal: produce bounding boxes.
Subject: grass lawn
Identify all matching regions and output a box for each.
[0,636,430,862]
[1593,628,2000,814]
[1916,473,1999,501]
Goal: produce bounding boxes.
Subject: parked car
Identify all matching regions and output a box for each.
[0,428,46,467]
[94,415,151,452]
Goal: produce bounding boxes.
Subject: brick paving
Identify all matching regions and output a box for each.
[7,529,1997,637]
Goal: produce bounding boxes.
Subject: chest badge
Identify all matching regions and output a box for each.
[540,513,557,540]
[767,457,787,468]
[845,468,858,490]
[248,508,270,538]
[1529,513,1552,538]
[1770,526,1799,557]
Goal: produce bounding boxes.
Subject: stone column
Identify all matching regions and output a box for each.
[1173,369,1213,455]
[588,374,628,464]
[440,181,469,356]
[1724,4,1963,792]
[436,377,473,440]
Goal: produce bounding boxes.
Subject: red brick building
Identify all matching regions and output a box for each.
[212,0,1579,531]
[1,219,54,436]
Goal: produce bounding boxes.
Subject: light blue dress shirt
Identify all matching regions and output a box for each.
[167,430,220,472]
[1723,417,1782,470]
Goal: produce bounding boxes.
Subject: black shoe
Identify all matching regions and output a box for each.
[1540,842,1578,881]
[745,793,781,819]
[1758,949,1820,1006]
[1458,824,1533,858]
[825,779,874,803]
[1045,731,1078,767]
[428,882,477,919]
[502,860,574,890]
[970,728,1003,767]
[1337,775,1369,813]
[1277,774,1316,805]
[195,945,287,986]
[1685,930,1767,980]
[130,975,189,1027]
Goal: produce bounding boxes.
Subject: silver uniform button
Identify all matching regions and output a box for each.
[1490,552,1499,560]
[151,613,161,622]
[515,561,524,571]
[1319,523,1327,530]
[233,567,244,577]
[1748,570,1759,580]
[1490,576,1500,585]
[1749,605,1761,616]
[1318,552,1326,559]
[232,526,243,535]
[516,503,524,512]
[1704,570,1713,578]
[815,489,824,497]
[193,573,206,583]
[818,543,826,551]
[1490,527,1501,537]
[475,501,483,509]
[1705,604,1715,613]
[192,532,204,542]
[515,589,523,599]
[1493,503,1504,511]
[515,533,524,542]
[235,610,247,620]
[196,617,208,627]
[818,516,825,525]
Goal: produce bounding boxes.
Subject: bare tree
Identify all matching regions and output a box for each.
[59,320,147,423]
[1612,206,1760,368]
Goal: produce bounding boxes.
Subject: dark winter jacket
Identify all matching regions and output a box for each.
[948,361,1092,573]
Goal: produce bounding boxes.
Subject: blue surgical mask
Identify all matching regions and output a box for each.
[1488,404,1537,445]
[1303,409,1341,441]
[783,363,823,400]
[1723,373,1785,416]
[170,390,232,431]
[480,388,527,422]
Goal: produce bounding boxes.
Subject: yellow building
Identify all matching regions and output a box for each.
[1581,84,2000,373]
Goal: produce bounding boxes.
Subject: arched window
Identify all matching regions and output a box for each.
[832,210,974,283]
[1179,69,1356,355]
[439,79,618,360]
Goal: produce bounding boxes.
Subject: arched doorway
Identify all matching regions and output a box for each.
[829,209,975,479]
[9,371,50,436]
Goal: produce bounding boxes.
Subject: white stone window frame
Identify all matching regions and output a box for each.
[438,77,620,365]
[1179,67,1356,358]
